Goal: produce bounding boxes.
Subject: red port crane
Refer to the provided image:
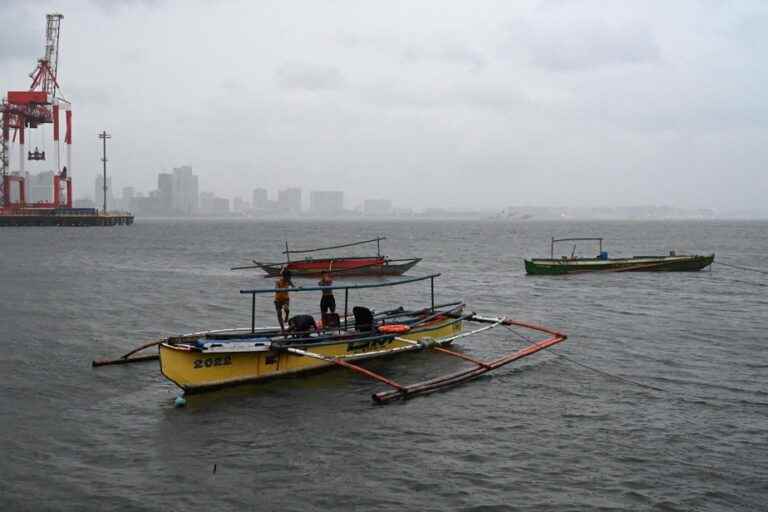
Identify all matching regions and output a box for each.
[1,13,72,210]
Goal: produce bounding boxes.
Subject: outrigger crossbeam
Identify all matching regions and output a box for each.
[278,314,567,404]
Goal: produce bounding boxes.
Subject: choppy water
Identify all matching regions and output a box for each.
[1,219,767,511]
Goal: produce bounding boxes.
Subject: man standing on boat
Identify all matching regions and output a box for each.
[275,268,294,334]
[318,271,336,324]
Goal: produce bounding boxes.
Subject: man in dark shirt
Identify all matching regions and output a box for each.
[318,271,336,317]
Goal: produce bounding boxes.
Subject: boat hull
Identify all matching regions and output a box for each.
[259,257,421,277]
[524,254,715,275]
[159,319,462,393]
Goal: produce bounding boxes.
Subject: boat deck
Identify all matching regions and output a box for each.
[525,254,715,274]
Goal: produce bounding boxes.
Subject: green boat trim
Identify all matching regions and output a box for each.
[524,254,715,275]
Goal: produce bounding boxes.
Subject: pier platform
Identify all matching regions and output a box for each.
[0,208,134,226]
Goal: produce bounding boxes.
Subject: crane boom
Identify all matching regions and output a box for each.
[38,13,64,97]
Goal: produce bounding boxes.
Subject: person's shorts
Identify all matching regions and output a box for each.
[320,295,336,314]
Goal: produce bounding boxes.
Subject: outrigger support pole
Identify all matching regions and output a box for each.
[91,339,163,367]
[284,346,407,392]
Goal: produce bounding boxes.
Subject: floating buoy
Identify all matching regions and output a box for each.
[174,396,187,407]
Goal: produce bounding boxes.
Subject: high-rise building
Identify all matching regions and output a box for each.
[252,188,269,209]
[277,187,302,213]
[158,173,173,211]
[310,190,344,215]
[363,199,392,216]
[171,166,199,216]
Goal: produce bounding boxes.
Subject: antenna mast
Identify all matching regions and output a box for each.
[98,130,111,213]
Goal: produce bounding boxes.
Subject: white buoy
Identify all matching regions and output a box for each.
[174,396,187,407]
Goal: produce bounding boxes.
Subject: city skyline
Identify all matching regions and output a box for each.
[13,165,763,219]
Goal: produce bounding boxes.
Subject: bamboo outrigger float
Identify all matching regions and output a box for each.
[231,236,422,277]
[524,237,715,275]
[93,274,567,404]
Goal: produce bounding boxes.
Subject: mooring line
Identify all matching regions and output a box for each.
[501,325,667,393]
[713,261,768,275]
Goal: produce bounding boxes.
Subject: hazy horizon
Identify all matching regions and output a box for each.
[2,0,766,211]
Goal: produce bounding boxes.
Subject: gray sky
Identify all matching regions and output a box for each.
[2,0,766,211]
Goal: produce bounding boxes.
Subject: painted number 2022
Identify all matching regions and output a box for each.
[193,355,232,369]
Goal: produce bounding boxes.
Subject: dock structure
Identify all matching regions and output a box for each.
[0,209,134,226]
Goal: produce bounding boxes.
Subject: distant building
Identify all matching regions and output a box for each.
[310,190,344,215]
[233,196,248,213]
[115,187,136,211]
[119,186,135,211]
[252,188,269,209]
[213,197,230,214]
[199,192,230,216]
[171,166,199,216]
[157,173,173,211]
[26,171,54,204]
[363,199,392,216]
[392,207,414,217]
[277,187,302,213]
[150,166,199,216]
[122,186,135,202]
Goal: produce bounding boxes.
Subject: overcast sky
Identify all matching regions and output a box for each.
[2,0,766,211]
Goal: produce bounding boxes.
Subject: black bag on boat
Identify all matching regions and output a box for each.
[289,314,316,334]
[353,307,373,332]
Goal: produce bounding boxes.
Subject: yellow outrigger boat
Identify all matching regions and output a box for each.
[94,274,567,404]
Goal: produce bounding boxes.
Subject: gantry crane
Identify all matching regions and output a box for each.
[1,13,72,209]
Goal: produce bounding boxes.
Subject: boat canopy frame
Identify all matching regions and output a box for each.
[550,237,603,259]
[240,273,441,333]
[283,236,386,260]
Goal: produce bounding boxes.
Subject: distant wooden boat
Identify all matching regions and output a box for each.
[254,257,422,277]
[232,237,421,277]
[524,237,715,275]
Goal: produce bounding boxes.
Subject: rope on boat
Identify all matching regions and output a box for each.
[713,261,768,275]
[501,325,667,393]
